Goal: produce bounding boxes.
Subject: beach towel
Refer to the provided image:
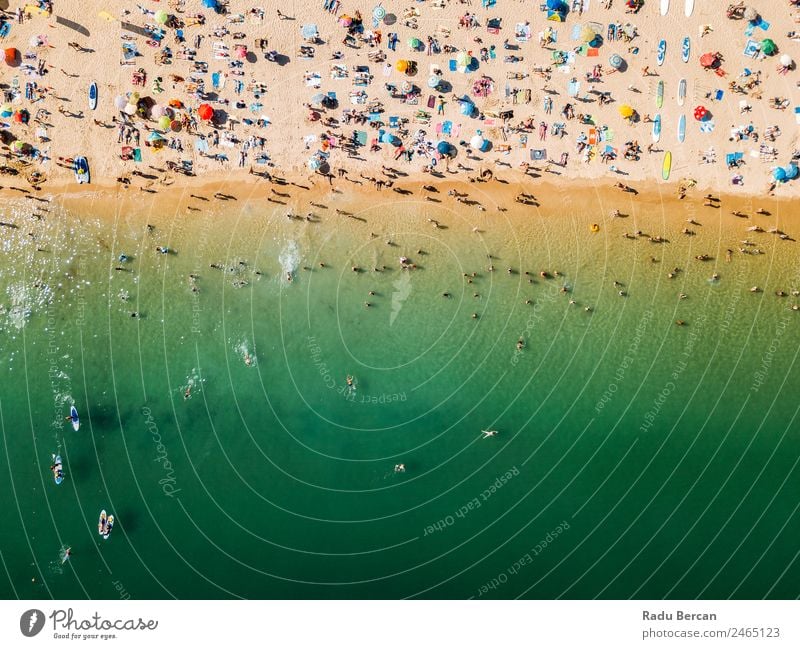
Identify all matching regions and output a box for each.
[568,80,580,97]
[570,24,581,41]
[427,95,436,109]
[743,40,759,58]
[795,107,800,125]
[714,90,724,101]
[442,121,453,135]
[588,128,597,145]
[133,148,142,162]
[355,130,367,146]
[389,116,399,128]
[699,121,715,133]
[587,48,599,57]
[305,73,321,87]
[449,60,457,71]
[515,23,531,43]
[603,128,614,142]
[757,18,770,31]
[489,48,496,59]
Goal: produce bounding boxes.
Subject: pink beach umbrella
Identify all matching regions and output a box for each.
[235,44,247,59]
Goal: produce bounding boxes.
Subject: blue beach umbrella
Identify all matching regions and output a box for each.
[202,0,218,8]
[787,164,799,180]
[301,24,319,40]
[427,75,441,89]
[308,156,321,170]
[373,6,386,21]
[546,0,566,10]
[773,167,787,182]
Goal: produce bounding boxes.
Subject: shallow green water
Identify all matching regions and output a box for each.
[0,194,798,599]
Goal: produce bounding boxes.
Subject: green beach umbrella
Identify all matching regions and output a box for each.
[760,39,776,55]
[154,9,169,24]
[408,37,421,49]
[158,115,171,130]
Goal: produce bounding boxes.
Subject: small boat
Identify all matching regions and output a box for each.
[681,36,691,63]
[98,510,107,535]
[73,157,90,184]
[678,114,686,142]
[69,406,79,431]
[88,82,97,110]
[52,454,64,485]
[677,78,686,106]
[656,40,666,66]
[656,80,664,108]
[103,515,114,540]
[662,151,672,180]
[652,114,662,143]
[685,0,695,18]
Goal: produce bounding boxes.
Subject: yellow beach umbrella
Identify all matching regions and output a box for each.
[581,26,597,43]
[395,59,408,72]
[618,104,634,118]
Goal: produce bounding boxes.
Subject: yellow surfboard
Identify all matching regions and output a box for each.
[662,151,672,180]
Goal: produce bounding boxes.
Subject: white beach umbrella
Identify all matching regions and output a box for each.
[780,54,793,67]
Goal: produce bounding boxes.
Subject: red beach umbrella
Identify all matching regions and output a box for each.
[699,52,716,68]
[4,47,18,65]
[197,103,214,120]
[693,105,708,121]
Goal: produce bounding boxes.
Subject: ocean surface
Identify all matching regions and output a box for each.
[0,190,798,599]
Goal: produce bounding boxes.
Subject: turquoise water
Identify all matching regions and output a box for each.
[0,193,798,599]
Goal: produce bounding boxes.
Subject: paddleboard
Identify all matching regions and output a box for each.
[89,82,97,110]
[98,510,107,535]
[678,114,686,142]
[660,0,669,16]
[52,454,63,485]
[681,36,690,63]
[662,151,672,180]
[70,406,80,431]
[685,0,694,18]
[652,115,662,143]
[656,40,666,66]
[678,78,686,106]
[656,80,664,108]
[103,515,114,540]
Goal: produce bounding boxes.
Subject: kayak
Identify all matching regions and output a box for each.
[652,114,661,143]
[70,406,80,431]
[656,40,666,66]
[656,80,664,109]
[98,510,107,535]
[662,151,672,180]
[89,82,97,110]
[52,454,64,485]
[73,157,90,184]
[681,36,690,63]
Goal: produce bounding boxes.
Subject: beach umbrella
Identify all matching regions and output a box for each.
[4,47,17,65]
[310,93,326,105]
[395,59,409,72]
[427,75,441,89]
[235,44,247,59]
[147,131,165,143]
[154,9,169,24]
[307,156,321,171]
[408,37,421,49]
[170,119,182,132]
[114,95,127,110]
[202,0,218,8]
[301,24,318,40]
[13,109,28,123]
[338,15,352,27]
[609,54,623,69]
[158,115,171,130]
[373,6,386,21]
[151,104,165,118]
[0,104,12,118]
[12,140,27,151]
[456,51,470,67]
[198,103,214,120]
[470,134,485,150]
[29,34,47,47]
[168,99,184,108]
[773,167,787,182]
[780,54,793,67]
[546,0,566,9]
[618,104,634,118]
[580,26,597,43]
[744,7,758,22]
[123,103,137,115]
[760,39,776,55]
[693,105,708,121]
[460,100,475,116]
[699,52,717,68]
[400,80,413,94]
[787,164,799,180]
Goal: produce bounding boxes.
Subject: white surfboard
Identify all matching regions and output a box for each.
[684,0,694,18]
[660,0,669,16]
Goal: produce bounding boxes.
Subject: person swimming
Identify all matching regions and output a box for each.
[244,352,252,366]
[482,430,498,438]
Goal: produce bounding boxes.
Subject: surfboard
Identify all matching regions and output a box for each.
[662,151,672,180]
[52,454,63,485]
[656,40,666,66]
[656,80,664,108]
[684,0,694,18]
[678,114,686,142]
[660,0,669,16]
[70,406,79,431]
[652,115,662,143]
[89,83,97,110]
[681,36,690,63]
[678,78,686,106]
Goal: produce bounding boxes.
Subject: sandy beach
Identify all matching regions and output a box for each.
[0,0,798,199]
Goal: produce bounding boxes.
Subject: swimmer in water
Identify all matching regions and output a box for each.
[482,430,498,438]
[61,547,72,564]
[184,386,192,400]
[244,352,252,366]
[394,464,405,473]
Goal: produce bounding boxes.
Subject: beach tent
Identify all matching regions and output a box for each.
[198,103,214,120]
[760,39,776,56]
[618,104,634,118]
